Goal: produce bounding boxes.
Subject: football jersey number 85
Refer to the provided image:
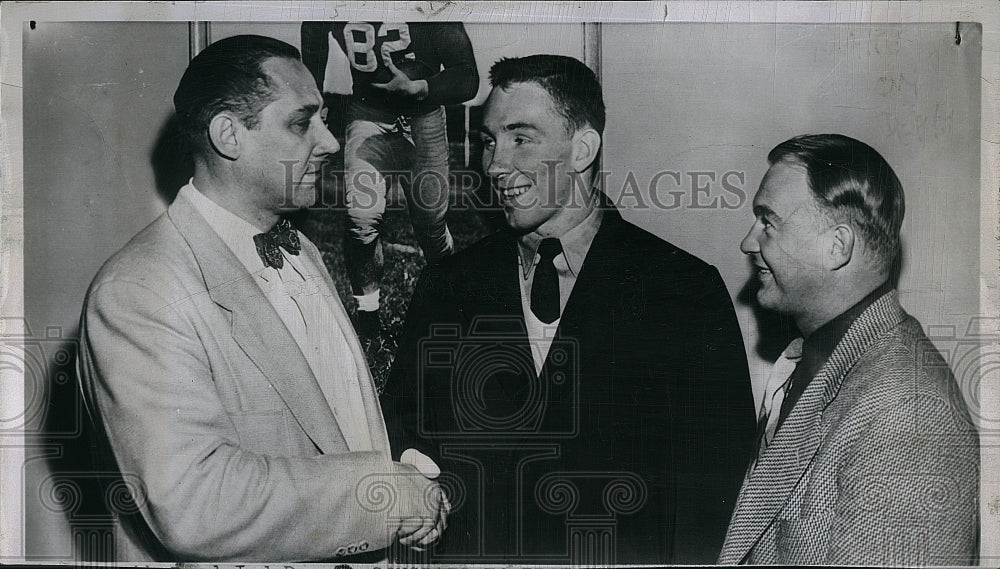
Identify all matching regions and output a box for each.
[342,22,415,72]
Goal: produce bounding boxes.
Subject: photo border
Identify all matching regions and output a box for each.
[2,1,997,564]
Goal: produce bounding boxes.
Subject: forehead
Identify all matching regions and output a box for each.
[755,160,814,213]
[482,81,568,132]
[259,57,322,111]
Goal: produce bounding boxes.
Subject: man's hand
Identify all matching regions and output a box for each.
[372,58,429,100]
[392,462,449,550]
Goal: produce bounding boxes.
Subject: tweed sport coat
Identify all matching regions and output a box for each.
[718,290,979,565]
[78,191,399,562]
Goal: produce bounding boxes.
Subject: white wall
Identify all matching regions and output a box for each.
[22,21,190,559]
[601,23,981,408]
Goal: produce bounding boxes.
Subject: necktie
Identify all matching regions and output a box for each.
[531,238,563,324]
[253,217,300,269]
[749,337,803,471]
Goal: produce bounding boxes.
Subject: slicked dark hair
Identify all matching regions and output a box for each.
[173,34,301,157]
[488,54,605,135]
[769,134,905,273]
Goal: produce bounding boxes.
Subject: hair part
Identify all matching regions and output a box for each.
[768,134,905,274]
[173,35,301,158]
[488,54,606,136]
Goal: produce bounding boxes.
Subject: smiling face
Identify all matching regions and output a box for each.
[237,57,339,216]
[740,160,832,322]
[480,81,595,237]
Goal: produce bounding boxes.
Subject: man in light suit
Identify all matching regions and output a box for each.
[77,35,447,562]
[382,55,757,564]
[719,134,979,565]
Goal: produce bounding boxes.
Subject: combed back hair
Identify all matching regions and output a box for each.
[769,134,905,273]
[488,55,606,135]
[173,35,301,157]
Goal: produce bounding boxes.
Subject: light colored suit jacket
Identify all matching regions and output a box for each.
[719,291,979,565]
[78,191,401,562]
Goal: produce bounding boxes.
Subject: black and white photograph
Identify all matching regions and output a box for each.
[0,1,997,566]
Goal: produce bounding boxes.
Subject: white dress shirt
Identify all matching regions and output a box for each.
[180,182,373,450]
[517,205,604,375]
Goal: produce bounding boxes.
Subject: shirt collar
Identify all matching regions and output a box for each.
[180,180,275,277]
[796,280,895,383]
[517,203,604,279]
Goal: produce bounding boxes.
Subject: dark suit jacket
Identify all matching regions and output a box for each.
[383,208,756,564]
[719,291,979,565]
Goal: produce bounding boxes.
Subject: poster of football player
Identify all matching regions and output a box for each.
[0,1,997,566]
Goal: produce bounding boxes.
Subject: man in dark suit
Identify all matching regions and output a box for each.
[719,134,979,565]
[77,35,447,562]
[382,54,756,564]
[300,21,478,348]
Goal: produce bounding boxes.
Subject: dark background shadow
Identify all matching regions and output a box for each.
[30,321,118,560]
[151,112,194,206]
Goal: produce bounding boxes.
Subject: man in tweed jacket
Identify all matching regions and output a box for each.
[719,134,979,565]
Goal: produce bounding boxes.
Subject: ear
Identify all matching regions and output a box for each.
[208,113,241,161]
[825,223,854,270]
[571,127,601,172]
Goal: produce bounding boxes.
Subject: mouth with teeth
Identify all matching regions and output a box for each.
[754,261,772,278]
[496,184,532,202]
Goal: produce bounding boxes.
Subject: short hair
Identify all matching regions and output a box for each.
[768,134,905,272]
[488,55,606,135]
[173,35,301,157]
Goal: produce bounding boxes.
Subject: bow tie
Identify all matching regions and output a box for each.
[253,217,300,269]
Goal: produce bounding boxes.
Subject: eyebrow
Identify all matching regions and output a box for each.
[288,103,321,122]
[480,121,539,137]
[753,204,780,221]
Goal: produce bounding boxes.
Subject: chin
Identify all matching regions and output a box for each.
[503,213,530,232]
[288,187,318,210]
[754,289,781,312]
[504,207,549,232]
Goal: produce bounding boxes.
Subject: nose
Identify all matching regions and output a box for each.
[484,142,510,179]
[740,222,760,255]
[314,126,340,157]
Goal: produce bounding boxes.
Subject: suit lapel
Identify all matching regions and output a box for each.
[543,209,632,375]
[167,195,346,455]
[485,233,532,321]
[479,234,535,399]
[719,291,906,563]
[300,244,390,452]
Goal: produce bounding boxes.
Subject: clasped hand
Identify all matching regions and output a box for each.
[372,58,429,100]
[392,455,449,551]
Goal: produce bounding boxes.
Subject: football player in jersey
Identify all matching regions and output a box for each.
[302,22,479,350]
